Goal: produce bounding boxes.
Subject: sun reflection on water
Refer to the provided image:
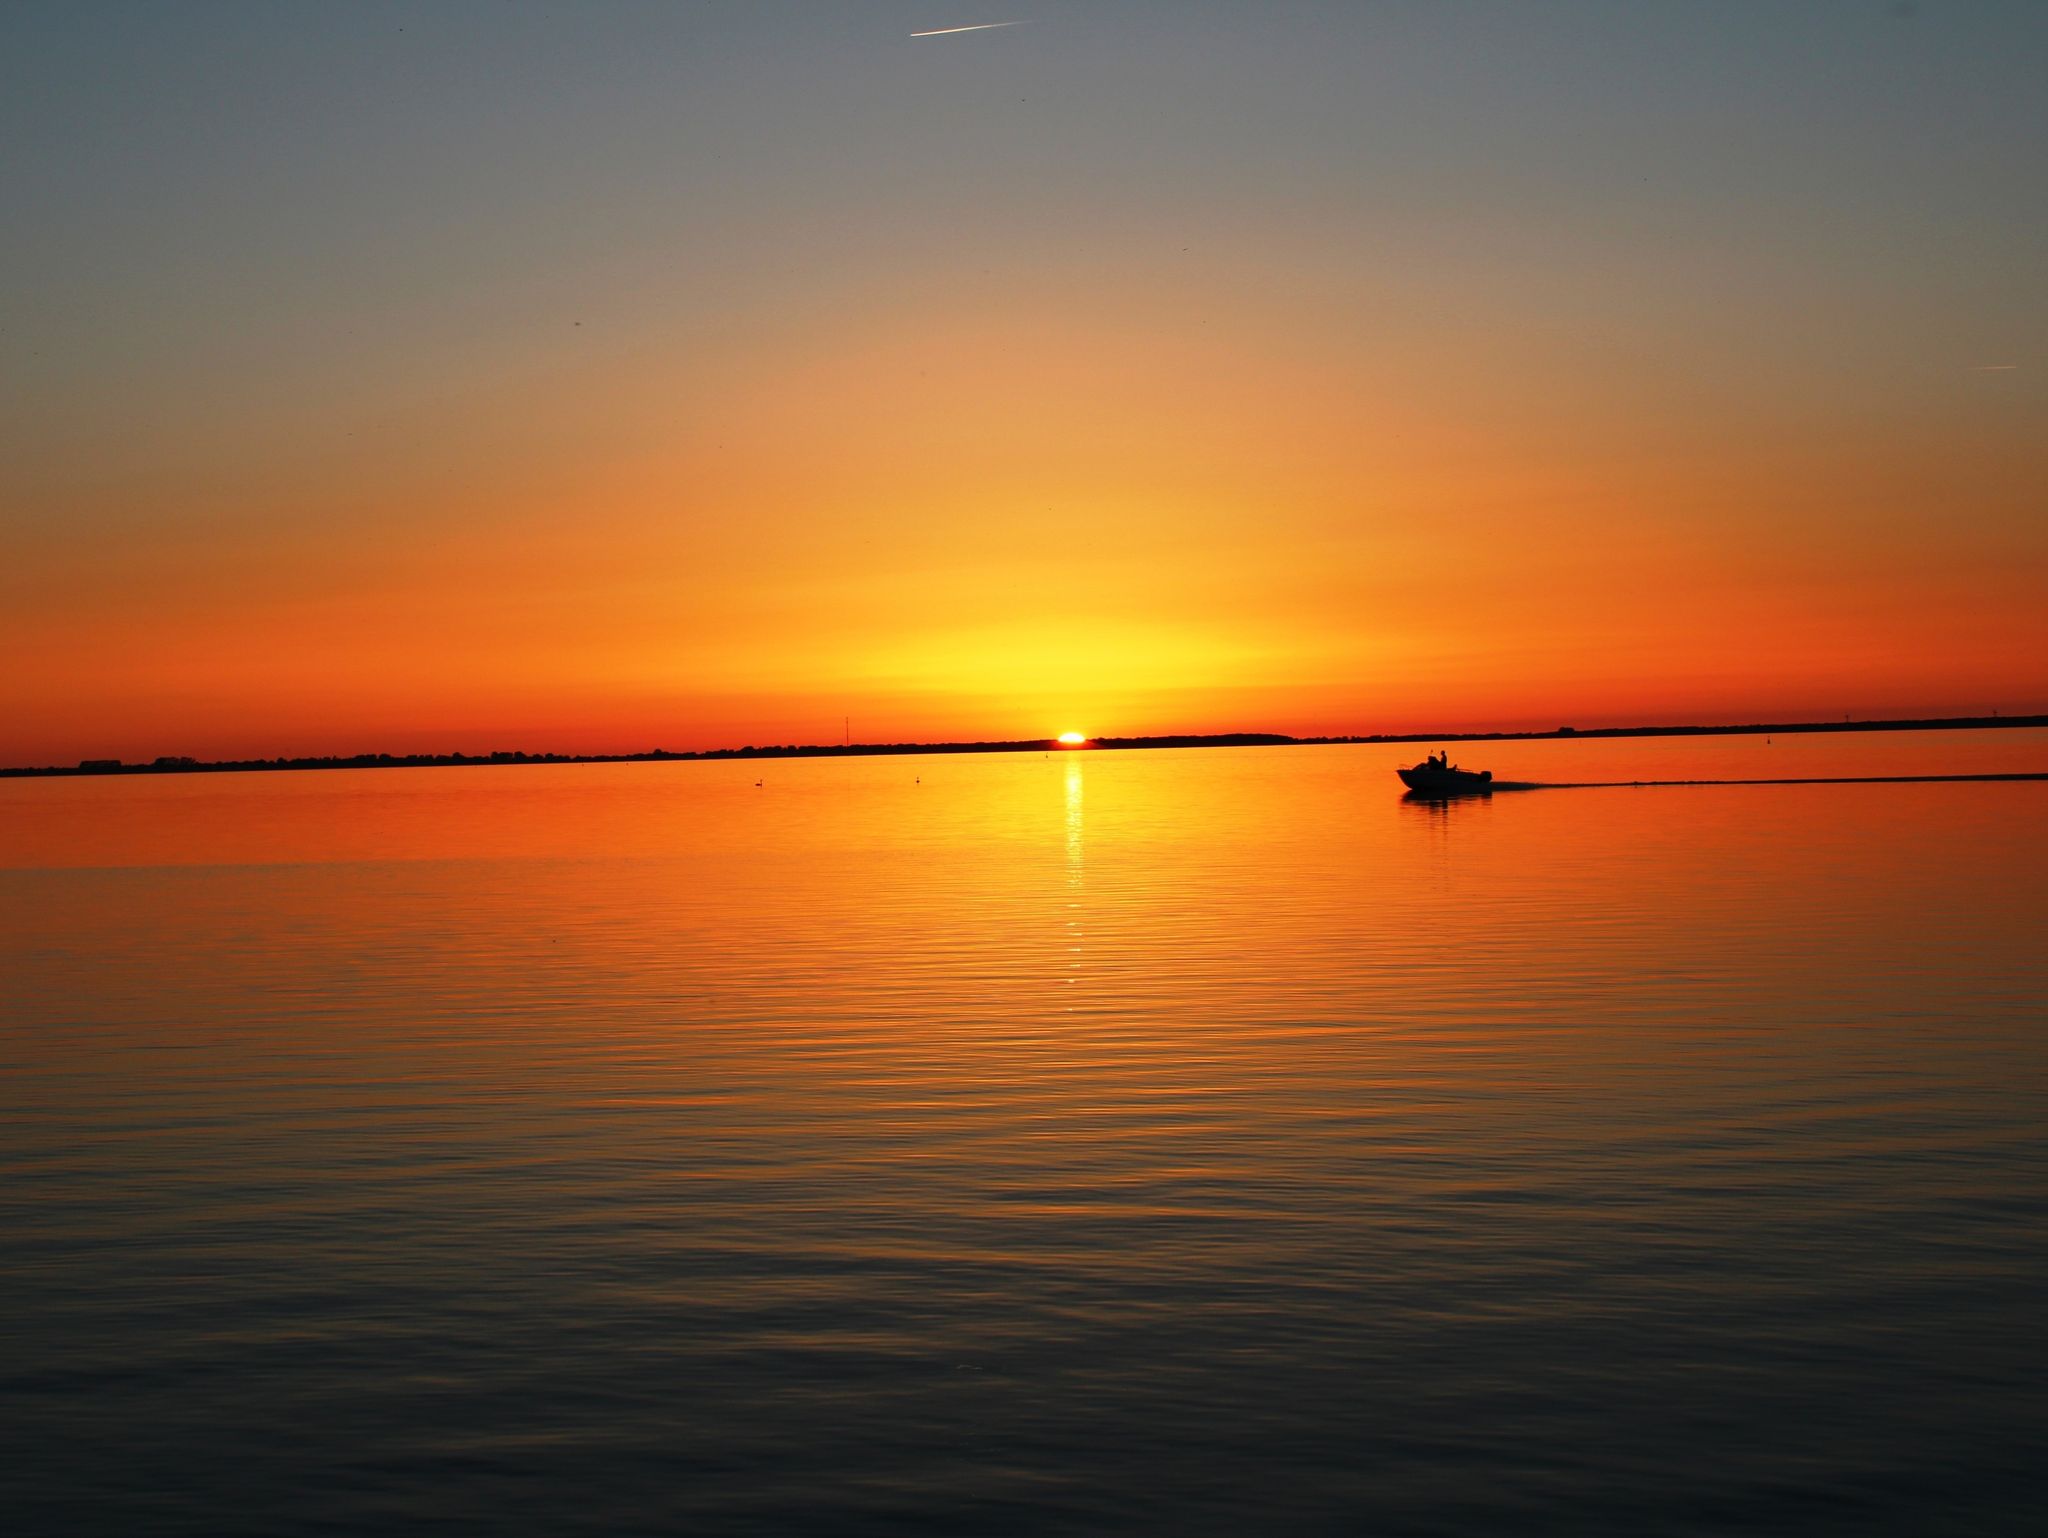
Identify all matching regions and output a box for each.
[1064,755,1085,1002]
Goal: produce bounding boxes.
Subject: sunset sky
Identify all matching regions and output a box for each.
[4,1,2043,763]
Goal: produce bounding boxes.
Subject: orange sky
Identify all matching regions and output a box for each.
[4,5,2043,764]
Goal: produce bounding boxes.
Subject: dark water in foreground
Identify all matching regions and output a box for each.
[4,732,2047,1535]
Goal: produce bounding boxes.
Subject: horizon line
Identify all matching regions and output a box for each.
[5,712,2045,780]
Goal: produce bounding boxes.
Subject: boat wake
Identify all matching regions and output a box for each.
[1501,772,2048,791]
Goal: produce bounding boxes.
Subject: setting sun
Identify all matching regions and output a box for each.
[1057,732,1088,746]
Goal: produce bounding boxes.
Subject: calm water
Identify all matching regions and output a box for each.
[4,732,2047,1535]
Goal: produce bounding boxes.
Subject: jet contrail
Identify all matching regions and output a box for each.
[911,21,1026,38]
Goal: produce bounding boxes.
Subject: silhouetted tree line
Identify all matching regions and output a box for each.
[4,715,2039,778]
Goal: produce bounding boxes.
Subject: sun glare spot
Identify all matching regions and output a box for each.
[1057,731,1088,746]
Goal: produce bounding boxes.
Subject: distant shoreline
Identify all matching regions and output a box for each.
[4,714,2043,780]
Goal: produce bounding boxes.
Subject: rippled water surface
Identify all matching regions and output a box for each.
[5,733,2047,1535]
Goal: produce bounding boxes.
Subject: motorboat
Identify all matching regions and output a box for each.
[1397,752,1493,795]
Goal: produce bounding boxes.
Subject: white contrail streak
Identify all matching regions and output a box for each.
[910,21,1026,38]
